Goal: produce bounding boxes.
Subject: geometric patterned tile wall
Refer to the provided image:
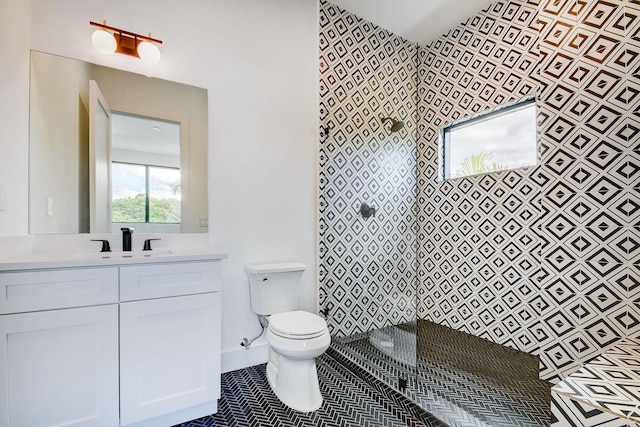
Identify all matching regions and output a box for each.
[417,0,543,358]
[319,0,418,337]
[536,0,640,383]
[550,337,640,425]
[418,0,640,384]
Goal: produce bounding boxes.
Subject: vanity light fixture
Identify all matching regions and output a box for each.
[90,20,163,64]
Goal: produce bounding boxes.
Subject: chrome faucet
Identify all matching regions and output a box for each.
[121,227,134,251]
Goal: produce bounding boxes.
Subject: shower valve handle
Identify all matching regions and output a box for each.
[360,202,376,219]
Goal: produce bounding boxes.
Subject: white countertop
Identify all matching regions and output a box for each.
[0,249,227,271]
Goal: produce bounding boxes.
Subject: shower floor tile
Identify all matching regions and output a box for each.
[332,320,552,427]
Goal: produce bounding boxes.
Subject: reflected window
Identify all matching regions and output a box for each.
[112,162,181,224]
[440,96,537,180]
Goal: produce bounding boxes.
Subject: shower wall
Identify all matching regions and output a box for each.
[418,0,640,383]
[319,0,418,337]
[417,0,542,356]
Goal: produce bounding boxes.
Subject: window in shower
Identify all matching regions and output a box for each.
[439,96,538,180]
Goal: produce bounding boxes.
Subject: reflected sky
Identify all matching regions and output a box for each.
[112,163,180,200]
[447,102,537,178]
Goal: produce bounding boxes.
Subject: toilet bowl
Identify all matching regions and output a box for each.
[265,310,330,412]
[245,263,331,412]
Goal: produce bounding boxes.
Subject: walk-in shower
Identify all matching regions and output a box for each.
[319,0,420,401]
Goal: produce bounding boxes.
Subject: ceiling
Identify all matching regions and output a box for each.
[111,113,180,157]
[328,0,496,45]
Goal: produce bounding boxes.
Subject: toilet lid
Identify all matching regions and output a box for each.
[269,310,327,339]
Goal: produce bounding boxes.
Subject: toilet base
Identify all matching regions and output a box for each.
[266,350,323,412]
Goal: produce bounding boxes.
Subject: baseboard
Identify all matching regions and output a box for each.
[221,342,269,373]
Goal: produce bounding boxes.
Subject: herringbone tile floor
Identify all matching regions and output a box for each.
[175,349,443,427]
[176,320,551,427]
[333,320,552,426]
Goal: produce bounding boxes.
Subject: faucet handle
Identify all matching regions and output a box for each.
[142,238,161,251]
[90,239,111,253]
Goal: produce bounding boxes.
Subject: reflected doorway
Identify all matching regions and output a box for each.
[110,113,182,233]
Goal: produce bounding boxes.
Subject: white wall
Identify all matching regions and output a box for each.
[29,53,91,234]
[0,0,30,235]
[0,0,319,371]
[207,0,320,369]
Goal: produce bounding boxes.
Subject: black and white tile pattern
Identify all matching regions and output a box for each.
[535,0,640,383]
[551,392,631,427]
[417,0,543,360]
[175,321,551,427]
[321,0,640,388]
[333,320,552,427]
[551,337,640,426]
[417,0,640,384]
[174,349,445,427]
[319,0,419,338]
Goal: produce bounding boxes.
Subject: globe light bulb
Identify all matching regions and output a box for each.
[91,29,116,54]
[137,41,161,64]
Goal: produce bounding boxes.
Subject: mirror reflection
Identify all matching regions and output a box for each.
[29,50,208,234]
[111,113,181,229]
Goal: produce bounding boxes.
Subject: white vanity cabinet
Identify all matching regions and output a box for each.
[0,255,224,427]
[118,262,221,427]
[0,268,120,427]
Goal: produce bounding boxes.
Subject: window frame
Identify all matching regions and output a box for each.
[439,95,538,181]
[111,161,181,225]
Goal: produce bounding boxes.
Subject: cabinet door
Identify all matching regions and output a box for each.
[0,305,119,427]
[120,293,221,426]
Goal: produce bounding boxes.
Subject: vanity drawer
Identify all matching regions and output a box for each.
[120,261,221,302]
[0,268,119,314]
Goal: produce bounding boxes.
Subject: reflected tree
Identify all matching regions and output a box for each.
[455,153,508,178]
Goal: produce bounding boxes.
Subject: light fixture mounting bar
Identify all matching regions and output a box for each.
[89,21,163,45]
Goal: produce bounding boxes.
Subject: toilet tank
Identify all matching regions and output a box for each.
[245,262,306,315]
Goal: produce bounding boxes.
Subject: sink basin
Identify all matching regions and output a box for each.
[70,250,174,260]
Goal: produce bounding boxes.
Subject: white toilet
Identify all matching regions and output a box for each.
[246,262,331,412]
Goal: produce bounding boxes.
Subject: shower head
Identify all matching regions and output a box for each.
[382,117,405,133]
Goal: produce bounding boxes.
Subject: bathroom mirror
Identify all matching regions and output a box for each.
[29,50,208,234]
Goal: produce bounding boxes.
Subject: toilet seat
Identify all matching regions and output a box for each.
[269,310,327,340]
